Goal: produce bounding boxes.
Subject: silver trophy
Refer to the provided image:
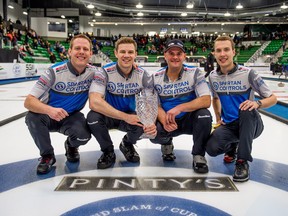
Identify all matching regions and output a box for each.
[136,88,158,139]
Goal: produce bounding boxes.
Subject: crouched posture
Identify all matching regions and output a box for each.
[206,36,277,182]
[24,34,95,174]
[87,37,156,169]
[150,39,212,174]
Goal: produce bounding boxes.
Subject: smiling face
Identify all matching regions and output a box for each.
[214,39,236,74]
[164,47,186,72]
[114,43,137,74]
[68,37,92,73]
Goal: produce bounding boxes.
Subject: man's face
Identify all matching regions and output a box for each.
[214,40,235,69]
[114,43,137,70]
[164,47,186,69]
[68,38,92,70]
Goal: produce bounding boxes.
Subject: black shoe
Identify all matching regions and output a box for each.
[119,142,140,162]
[161,144,176,161]
[223,144,237,163]
[37,155,56,174]
[193,155,209,174]
[65,140,80,163]
[233,160,250,182]
[162,153,176,161]
[97,152,116,169]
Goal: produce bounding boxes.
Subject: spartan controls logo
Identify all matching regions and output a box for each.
[61,195,230,216]
[212,82,220,90]
[154,84,163,94]
[55,176,237,192]
[55,82,66,91]
[107,82,116,92]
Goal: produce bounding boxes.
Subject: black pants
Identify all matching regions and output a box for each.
[25,111,91,157]
[87,110,143,152]
[150,108,212,156]
[206,109,264,162]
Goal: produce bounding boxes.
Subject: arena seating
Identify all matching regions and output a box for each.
[262,40,283,55]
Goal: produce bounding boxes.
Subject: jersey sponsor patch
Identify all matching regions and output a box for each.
[94,75,106,85]
[55,64,68,73]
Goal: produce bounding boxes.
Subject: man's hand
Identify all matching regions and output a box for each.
[48,107,69,121]
[143,124,157,137]
[239,100,258,111]
[166,107,181,125]
[124,113,143,127]
[163,121,178,132]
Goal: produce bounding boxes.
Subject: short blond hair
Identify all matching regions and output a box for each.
[115,37,137,51]
[69,34,92,50]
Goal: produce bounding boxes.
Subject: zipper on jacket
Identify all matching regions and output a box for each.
[74,75,79,94]
[123,78,128,97]
[225,74,229,95]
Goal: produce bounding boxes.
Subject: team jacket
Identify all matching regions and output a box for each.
[30,61,96,114]
[208,64,273,123]
[153,64,211,119]
[89,62,153,112]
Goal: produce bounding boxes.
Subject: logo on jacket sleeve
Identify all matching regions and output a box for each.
[55,65,68,73]
[94,75,105,85]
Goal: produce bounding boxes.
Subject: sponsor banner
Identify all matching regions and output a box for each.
[244,63,270,67]
[55,176,238,192]
[62,195,231,216]
[0,63,52,80]
[0,63,25,79]
[139,62,161,67]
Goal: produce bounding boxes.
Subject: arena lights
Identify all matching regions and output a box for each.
[136,2,143,9]
[236,3,243,9]
[87,4,94,9]
[224,11,231,16]
[137,12,144,16]
[95,11,102,16]
[280,3,288,9]
[186,1,194,9]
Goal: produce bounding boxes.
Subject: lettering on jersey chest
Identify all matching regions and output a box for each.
[107,81,140,95]
[212,80,247,92]
[54,79,93,92]
[155,81,193,96]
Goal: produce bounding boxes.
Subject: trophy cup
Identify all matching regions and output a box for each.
[135,88,158,139]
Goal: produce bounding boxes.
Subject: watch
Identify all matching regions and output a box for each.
[256,100,262,108]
